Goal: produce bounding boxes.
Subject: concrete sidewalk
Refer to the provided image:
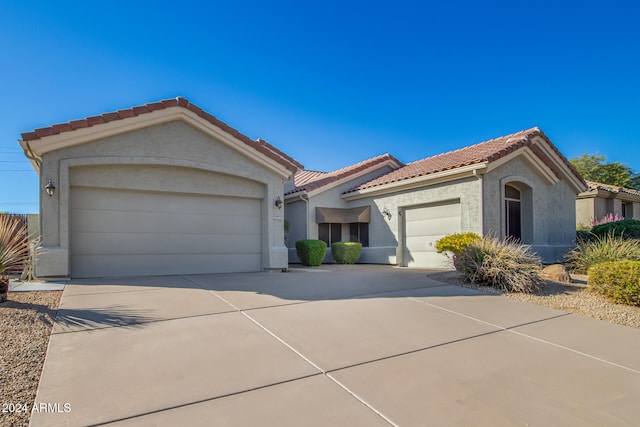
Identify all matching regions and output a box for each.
[32,268,640,426]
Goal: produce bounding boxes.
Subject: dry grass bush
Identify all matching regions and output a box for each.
[565,233,640,274]
[455,236,544,293]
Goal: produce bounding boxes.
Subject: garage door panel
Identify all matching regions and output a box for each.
[71,232,261,256]
[404,216,462,237]
[71,209,260,235]
[70,186,263,278]
[72,187,259,216]
[405,203,456,221]
[71,253,262,278]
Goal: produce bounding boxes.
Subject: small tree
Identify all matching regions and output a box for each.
[570,153,640,190]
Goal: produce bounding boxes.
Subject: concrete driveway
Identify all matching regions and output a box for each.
[32,267,640,426]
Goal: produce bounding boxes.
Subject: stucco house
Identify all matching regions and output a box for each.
[285,127,587,268]
[576,181,640,227]
[20,98,302,279]
[21,98,586,278]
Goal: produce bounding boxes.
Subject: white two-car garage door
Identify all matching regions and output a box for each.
[70,187,262,278]
[402,200,461,268]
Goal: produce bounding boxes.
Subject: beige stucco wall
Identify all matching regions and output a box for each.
[37,120,288,278]
[483,155,577,263]
[344,176,483,265]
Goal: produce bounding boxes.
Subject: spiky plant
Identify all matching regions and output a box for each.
[0,214,30,278]
[565,232,640,274]
[455,236,544,293]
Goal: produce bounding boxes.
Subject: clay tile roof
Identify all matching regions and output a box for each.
[285,153,403,195]
[585,181,640,197]
[20,97,303,174]
[346,127,581,193]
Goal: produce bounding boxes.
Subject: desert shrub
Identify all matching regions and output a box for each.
[435,232,481,256]
[576,230,595,244]
[588,261,640,306]
[455,236,543,293]
[591,219,640,240]
[565,233,640,274]
[331,242,362,264]
[295,240,326,266]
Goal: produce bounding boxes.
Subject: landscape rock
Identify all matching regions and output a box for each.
[541,264,571,283]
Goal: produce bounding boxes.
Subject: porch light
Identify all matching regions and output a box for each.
[382,207,392,220]
[275,196,283,209]
[45,179,56,197]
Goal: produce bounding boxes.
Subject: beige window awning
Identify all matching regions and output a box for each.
[315,206,371,223]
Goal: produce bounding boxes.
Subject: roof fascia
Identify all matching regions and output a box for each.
[19,107,294,179]
[530,135,587,192]
[342,163,486,201]
[295,159,402,199]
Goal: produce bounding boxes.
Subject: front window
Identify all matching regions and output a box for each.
[505,185,522,240]
[318,223,341,246]
[349,222,369,247]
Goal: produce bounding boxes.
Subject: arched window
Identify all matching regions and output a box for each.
[505,185,521,240]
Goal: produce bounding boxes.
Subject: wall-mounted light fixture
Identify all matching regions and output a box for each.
[45,179,56,197]
[275,196,283,209]
[382,207,392,220]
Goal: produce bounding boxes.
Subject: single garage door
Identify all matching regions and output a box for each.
[70,186,262,278]
[403,200,461,268]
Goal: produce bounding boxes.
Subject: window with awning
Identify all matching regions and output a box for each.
[316,206,371,247]
[315,206,371,223]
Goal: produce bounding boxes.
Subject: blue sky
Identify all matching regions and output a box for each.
[1,0,639,213]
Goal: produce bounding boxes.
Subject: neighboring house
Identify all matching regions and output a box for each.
[20,98,302,279]
[286,127,587,268]
[576,181,640,227]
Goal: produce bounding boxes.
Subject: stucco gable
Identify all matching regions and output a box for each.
[285,154,403,198]
[20,97,302,178]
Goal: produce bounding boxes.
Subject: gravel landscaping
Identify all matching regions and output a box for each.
[426,270,640,329]
[0,290,61,427]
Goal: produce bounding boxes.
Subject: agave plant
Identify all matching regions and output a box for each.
[0,214,30,298]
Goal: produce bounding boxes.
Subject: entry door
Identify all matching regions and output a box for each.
[403,200,461,268]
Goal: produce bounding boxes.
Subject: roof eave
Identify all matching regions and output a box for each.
[342,163,487,200]
[22,106,297,180]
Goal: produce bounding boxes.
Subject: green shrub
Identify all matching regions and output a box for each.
[591,219,640,240]
[565,233,640,274]
[331,241,362,264]
[455,236,543,293]
[588,261,640,306]
[435,232,481,256]
[284,219,290,233]
[295,240,326,266]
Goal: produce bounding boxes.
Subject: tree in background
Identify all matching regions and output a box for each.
[570,153,640,190]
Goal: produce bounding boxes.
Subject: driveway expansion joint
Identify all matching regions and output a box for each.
[85,373,325,427]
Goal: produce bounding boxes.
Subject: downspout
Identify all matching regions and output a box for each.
[20,140,42,172]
